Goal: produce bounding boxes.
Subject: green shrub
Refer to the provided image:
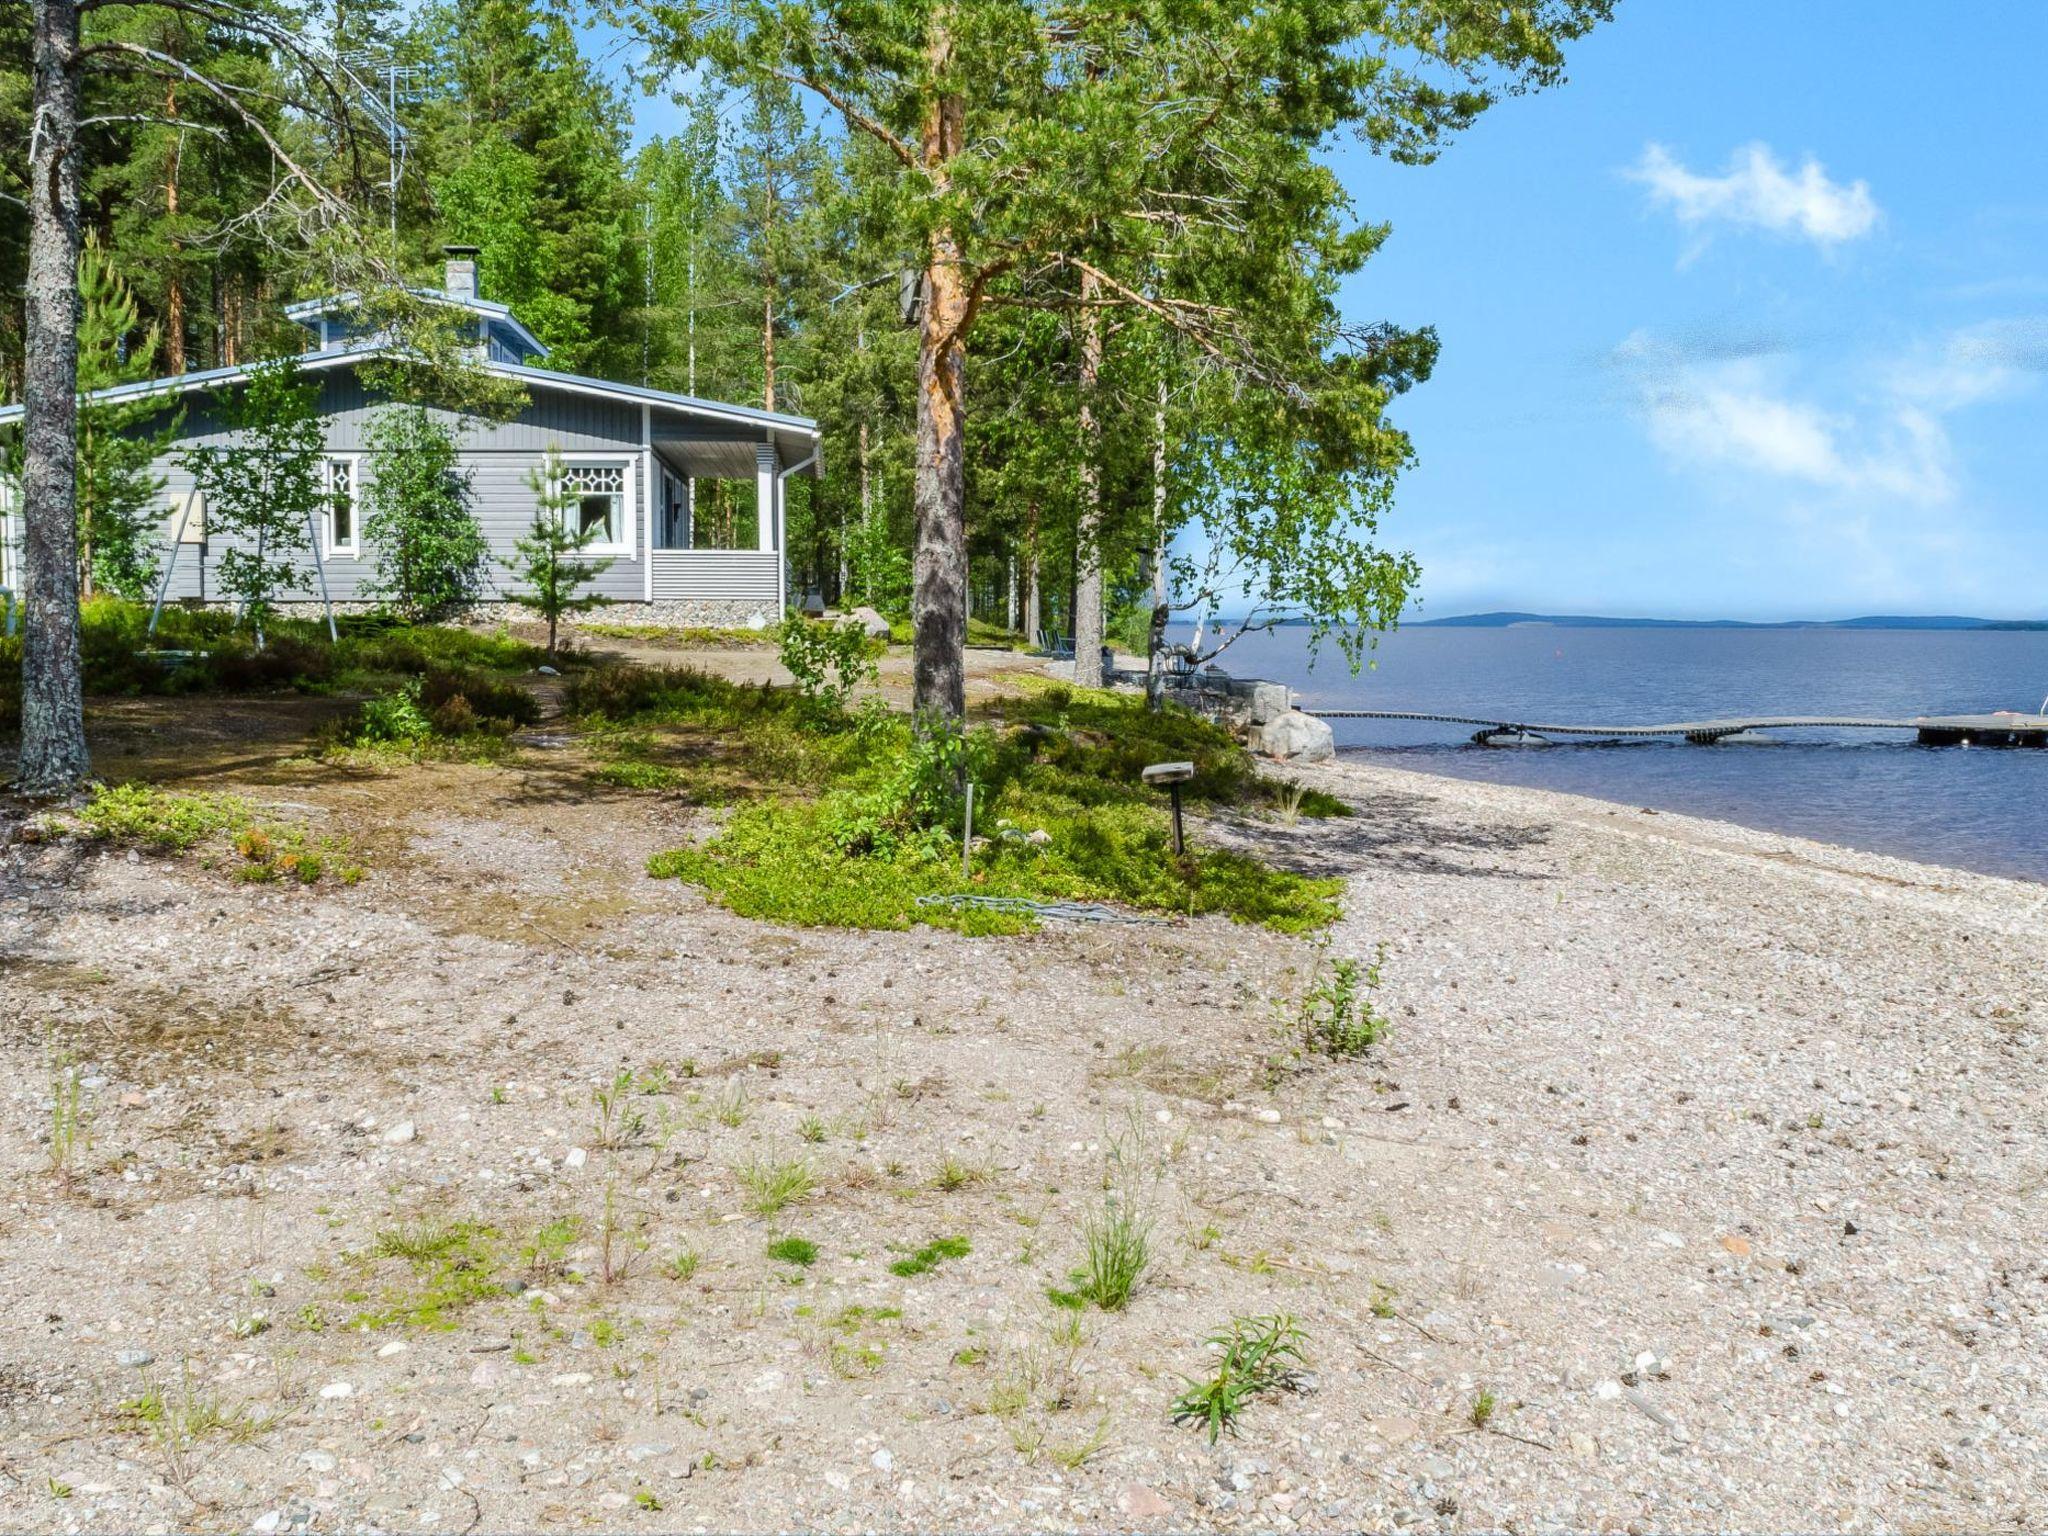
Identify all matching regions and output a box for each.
[76,783,250,850]
[777,615,880,722]
[353,681,435,745]
[1297,946,1389,1058]
[417,667,539,729]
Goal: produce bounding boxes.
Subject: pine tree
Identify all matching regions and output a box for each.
[74,235,180,598]
[510,447,613,655]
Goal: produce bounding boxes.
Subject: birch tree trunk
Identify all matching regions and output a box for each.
[1146,374,1170,710]
[1023,501,1041,647]
[909,13,967,728]
[17,0,90,795]
[1071,273,1105,686]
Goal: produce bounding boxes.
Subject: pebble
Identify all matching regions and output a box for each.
[317,1382,353,1400]
[1118,1483,1174,1520]
[871,1448,894,1473]
[564,1147,588,1169]
[115,1349,154,1368]
[381,1121,416,1145]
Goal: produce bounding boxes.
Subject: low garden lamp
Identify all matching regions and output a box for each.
[1142,760,1196,855]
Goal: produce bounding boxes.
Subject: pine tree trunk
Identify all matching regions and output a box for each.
[910,15,967,729]
[1071,274,1105,687]
[165,84,186,373]
[17,0,90,795]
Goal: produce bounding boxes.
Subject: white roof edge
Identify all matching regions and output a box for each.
[283,288,551,361]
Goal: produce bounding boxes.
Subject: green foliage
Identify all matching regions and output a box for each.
[359,405,489,621]
[65,781,363,884]
[509,447,614,655]
[1170,1315,1308,1443]
[351,1219,502,1330]
[75,782,249,850]
[354,681,436,746]
[1076,1201,1151,1312]
[888,1236,971,1278]
[734,1155,814,1215]
[182,355,325,637]
[72,233,177,598]
[622,671,1339,932]
[777,615,879,722]
[1296,945,1391,1058]
[766,1236,819,1267]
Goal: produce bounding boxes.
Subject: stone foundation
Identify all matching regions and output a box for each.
[163,598,777,630]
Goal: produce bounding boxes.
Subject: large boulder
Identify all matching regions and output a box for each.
[1258,709,1334,762]
[847,605,893,640]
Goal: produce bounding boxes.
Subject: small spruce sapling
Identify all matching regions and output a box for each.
[509,447,614,656]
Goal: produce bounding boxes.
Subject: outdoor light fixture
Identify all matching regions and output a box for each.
[1142,760,1196,855]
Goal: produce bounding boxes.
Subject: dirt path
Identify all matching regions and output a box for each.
[0,682,2041,1533]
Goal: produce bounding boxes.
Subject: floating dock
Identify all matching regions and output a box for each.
[1305,709,2048,747]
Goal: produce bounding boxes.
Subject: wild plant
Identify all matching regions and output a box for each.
[1170,1314,1309,1442]
[48,1054,92,1176]
[734,1154,814,1215]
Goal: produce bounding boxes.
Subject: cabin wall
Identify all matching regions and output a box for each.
[151,376,661,605]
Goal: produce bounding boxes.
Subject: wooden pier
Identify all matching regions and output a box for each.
[1306,709,2048,747]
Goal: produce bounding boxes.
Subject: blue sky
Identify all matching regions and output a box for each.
[613,5,2048,621]
[1319,2,2048,621]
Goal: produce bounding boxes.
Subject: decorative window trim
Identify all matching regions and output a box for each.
[321,455,362,559]
[552,453,637,557]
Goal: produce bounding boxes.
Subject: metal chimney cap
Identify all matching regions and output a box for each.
[442,243,481,257]
[1141,761,1195,785]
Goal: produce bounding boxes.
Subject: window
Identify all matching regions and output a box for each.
[559,460,631,552]
[322,456,359,557]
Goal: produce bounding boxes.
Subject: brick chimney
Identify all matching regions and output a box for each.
[443,244,480,301]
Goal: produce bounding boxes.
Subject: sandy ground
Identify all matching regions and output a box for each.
[1,669,2044,1535]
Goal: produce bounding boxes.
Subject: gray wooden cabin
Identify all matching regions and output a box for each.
[0,251,821,625]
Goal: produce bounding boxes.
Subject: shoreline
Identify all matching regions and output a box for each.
[1323,742,2048,897]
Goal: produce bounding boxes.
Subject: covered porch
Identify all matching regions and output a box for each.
[638,397,820,613]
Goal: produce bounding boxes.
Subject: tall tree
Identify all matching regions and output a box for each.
[728,75,825,412]
[13,0,377,792]
[421,0,640,374]
[637,0,1614,730]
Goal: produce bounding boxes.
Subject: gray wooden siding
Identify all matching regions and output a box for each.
[143,365,661,604]
[150,446,651,603]
[650,551,779,604]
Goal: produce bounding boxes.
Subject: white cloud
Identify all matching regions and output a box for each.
[1611,322,2044,511]
[1628,142,1879,249]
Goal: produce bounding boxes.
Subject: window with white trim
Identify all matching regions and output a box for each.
[559,459,631,551]
[322,456,359,557]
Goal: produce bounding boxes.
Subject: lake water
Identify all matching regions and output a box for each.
[1198,625,2048,884]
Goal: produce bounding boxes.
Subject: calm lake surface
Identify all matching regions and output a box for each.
[1201,625,2048,884]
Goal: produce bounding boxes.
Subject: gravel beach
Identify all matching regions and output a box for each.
[2,735,2041,1533]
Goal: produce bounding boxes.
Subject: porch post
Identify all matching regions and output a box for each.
[754,444,779,554]
[641,404,654,603]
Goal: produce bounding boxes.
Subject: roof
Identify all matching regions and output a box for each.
[0,350,822,475]
[284,287,551,361]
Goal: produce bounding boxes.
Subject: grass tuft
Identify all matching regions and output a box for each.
[1170,1314,1309,1443]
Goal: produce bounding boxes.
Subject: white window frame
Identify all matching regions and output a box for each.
[552,453,637,557]
[321,454,362,559]
[0,473,16,590]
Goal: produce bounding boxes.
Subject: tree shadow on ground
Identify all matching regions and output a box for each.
[1221,782,1555,881]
